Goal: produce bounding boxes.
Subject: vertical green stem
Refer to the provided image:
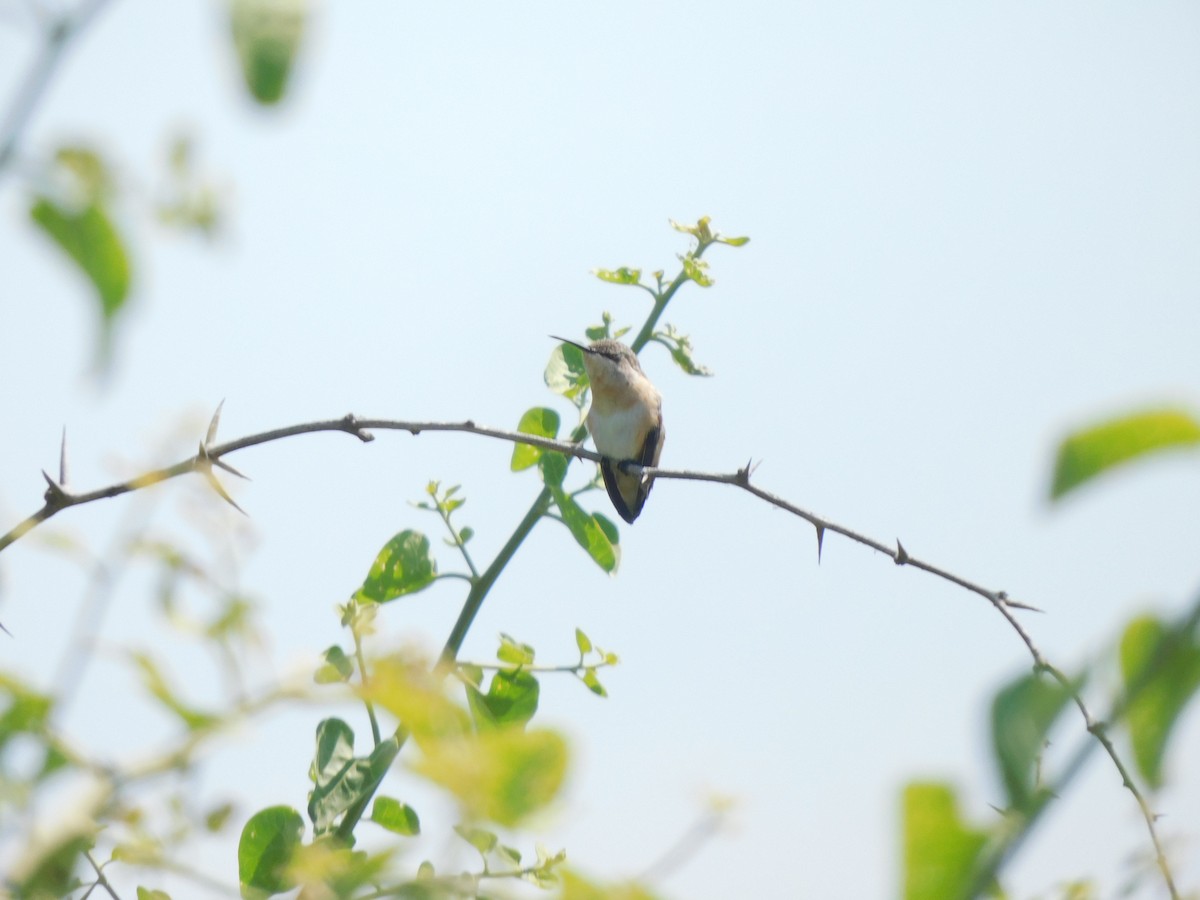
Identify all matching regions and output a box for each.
[336,233,710,844]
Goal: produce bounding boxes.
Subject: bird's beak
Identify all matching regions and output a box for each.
[549,335,588,353]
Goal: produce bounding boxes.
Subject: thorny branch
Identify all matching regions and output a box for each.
[0,412,1182,895]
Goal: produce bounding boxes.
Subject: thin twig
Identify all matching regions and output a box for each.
[0,0,114,178]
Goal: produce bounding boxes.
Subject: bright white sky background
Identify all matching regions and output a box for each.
[2,2,1200,897]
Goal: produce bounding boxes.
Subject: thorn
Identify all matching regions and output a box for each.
[203,469,247,516]
[815,524,825,563]
[212,456,250,480]
[997,592,1043,614]
[206,399,226,446]
[59,427,69,486]
[894,539,909,565]
[41,469,70,504]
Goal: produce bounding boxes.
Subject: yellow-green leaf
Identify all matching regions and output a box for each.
[512,408,561,471]
[30,195,132,343]
[902,782,989,900]
[1049,409,1200,500]
[414,728,568,827]
[354,530,437,603]
[1119,614,1200,788]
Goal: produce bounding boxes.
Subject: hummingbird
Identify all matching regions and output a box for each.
[551,336,665,524]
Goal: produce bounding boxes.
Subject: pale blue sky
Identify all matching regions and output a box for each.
[2,1,1199,897]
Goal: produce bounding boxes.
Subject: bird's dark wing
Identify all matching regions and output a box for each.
[632,421,664,514]
[599,458,636,524]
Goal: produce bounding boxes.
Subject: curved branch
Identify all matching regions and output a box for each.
[0,411,1179,894]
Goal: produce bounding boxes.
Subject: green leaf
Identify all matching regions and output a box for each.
[306,720,396,837]
[30,195,132,354]
[454,825,498,855]
[551,489,619,574]
[716,234,750,247]
[238,806,304,897]
[129,652,216,731]
[575,628,593,656]
[593,267,642,285]
[1120,614,1200,788]
[1049,409,1200,499]
[229,0,308,105]
[581,669,607,698]
[654,325,712,376]
[137,889,171,900]
[902,783,989,900]
[370,797,420,836]
[990,671,1073,811]
[308,718,358,834]
[497,634,536,666]
[480,669,540,729]
[539,451,568,488]
[355,530,437,603]
[511,408,561,471]
[314,646,353,684]
[546,342,590,404]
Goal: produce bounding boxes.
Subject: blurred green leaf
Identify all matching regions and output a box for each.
[1120,614,1200,788]
[287,843,394,898]
[470,669,540,730]
[366,656,471,747]
[229,0,308,105]
[136,889,171,900]
[205,802,235,832]
[716,234,750,247]
[314,645,354,684]
[512,407,561,471]
[902,782,989,900]
[552,489,619,573]
[416,729,568,826]
[581,669,607,698]
[497,633,536,666]
[0,674,54,745]
[29,195,132,358]
[593,267,642,285]
[370,797,420,836]
[13,830,92,899]
[575,628,593,656]
[129,652,216,731]
[560,869,660,899]
[1049,409,1200,500]
[991,672,1073,811]
[546,342,590,405]
[56,146,113,200]
[355,530,437,603]
[238,805,303,897]
[454,824,498,855]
